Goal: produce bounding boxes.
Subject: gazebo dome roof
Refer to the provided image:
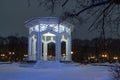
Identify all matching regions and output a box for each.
[25,17,58,27]
[25,16,74,31]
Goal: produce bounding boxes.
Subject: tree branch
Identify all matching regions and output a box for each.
[88,2,112,31]
[62,0,69,7]
[68,0,111,17]
[51,0,55,13]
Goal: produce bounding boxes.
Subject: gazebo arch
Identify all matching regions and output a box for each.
[25,17,73,62]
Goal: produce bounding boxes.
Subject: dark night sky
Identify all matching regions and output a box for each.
[0,0,48,37]
[0,0,114,39]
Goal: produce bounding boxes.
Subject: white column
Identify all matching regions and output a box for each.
[36,32,42,61]
[29,36,36,61]
[31,38,34,59]
[66,36,71,61]
[33,38,36,60]
[55,35,61,61]
[43,41,48,61]
[28,36,31,61]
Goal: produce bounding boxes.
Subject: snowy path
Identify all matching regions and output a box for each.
[0,63,112,80]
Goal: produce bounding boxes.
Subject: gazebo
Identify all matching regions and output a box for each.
[25,17,73,62]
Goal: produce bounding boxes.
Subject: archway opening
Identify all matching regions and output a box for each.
[48,42,55,60]
[61,41,66,61]
[42,32,56,61]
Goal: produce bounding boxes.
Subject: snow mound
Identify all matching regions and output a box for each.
[34,61,79,69]
[0,62,19,67]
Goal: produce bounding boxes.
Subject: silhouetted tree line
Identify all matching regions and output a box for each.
[0,36,28,62]
[72,38,120,63]
[0,35,120,63]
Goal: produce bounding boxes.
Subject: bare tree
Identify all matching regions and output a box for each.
[26,0,120,52]
[26,0,120,32]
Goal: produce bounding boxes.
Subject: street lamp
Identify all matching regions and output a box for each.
[24,54,28,57]
[9,52,11,55]
[113,57,118,60]
[102,54,107,58]
[12,52,15,55]
[71,51,73,55]
[1,54,5,57]
[8,52,15,62]
[101,53,108,62]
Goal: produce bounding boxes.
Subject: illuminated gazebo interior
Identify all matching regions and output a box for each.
[25,17,73,62]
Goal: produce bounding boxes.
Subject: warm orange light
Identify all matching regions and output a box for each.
[102,54,107,58]
[48,55,52,58]
[24,54,28,57]
[104,54,107,57]
[102,54,105,57]
[113,57,118,60]
[91,56,95,59]
[9,52,11,55]
[1,54,5,57]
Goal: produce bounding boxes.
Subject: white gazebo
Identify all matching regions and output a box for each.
[25,17,73,62]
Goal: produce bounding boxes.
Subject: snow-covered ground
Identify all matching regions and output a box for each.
[0,62,112,80]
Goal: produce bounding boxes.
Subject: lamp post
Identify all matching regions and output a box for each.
[8,52,15,62]
[113,56,118,62]
[101,54,108,62]
[1,54,6,61]
[23,54,28,61]
[88,55,96,63]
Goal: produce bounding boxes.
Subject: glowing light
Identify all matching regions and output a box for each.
[43,32,55,36]
[104,54,107,57]
[9,52,15,55]
[102,54,105,57]
[102,54,107,58]
[29,23,71,33]
[9,52,11,55]
[3,54,5,56]
[12,52,15,55]
[49,55,52,58]
[113,57,118,60]
[71,51,73,54]
[62,54,66,56]
[91,56,95,59]
[88,56,95,60]
[1,54,5,57]
[24,54,28,57]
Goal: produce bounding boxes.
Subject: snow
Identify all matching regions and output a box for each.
[0,62,112,80]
